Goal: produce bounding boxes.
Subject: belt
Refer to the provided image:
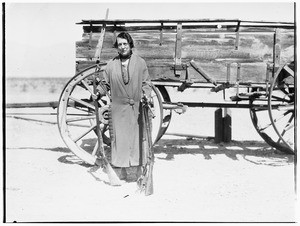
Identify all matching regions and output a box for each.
[114,97,139,106]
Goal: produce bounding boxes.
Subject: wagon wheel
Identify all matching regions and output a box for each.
[57,64,164,165]
[268,63,295,154]
[249,65,295,154]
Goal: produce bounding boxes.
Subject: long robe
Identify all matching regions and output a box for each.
[104,53,152,167]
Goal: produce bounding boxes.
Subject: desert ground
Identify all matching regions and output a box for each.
[4,79,297,222]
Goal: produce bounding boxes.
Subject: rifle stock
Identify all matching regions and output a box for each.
[102,157,122,186]
[92,74,122,186]
[145,154,154,196]
[138,99,154,195]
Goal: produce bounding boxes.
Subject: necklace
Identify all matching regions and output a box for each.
[121,58,130,85]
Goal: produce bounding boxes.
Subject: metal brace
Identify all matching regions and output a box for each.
[89,24,93,49]
[171,64,188,79]
[174,23,183,77]
[235,31,240,50]
[159,23,163,46]
[235,21,241,50]
[273,29,281,68]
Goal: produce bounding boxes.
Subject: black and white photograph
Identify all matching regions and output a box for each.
[2,1,297,223]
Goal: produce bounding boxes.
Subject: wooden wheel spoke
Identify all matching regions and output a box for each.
[280,123,293,137]
[67,115,96,123]
[73,123,96,143]
[67,102,93,113]
[69,106,91,113]
[67,99,94,113]
[80,79,94,95]
[277,104,294,111]
[258,122,273,132]
[96,98,106,107]
[92,141,99,156]
[272,110,291,125]
[101,124,109,135]
[275,85,289,94]
[67,123,91,128]
[69,96,95,110]
[280,113,294,137]
[276,137,283,144]
[252,106,268,112]
[65,113,93,116]
[271,94,290,103]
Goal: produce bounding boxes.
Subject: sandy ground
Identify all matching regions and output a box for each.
[4,88,297,223]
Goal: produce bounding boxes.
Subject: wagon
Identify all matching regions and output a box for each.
[54,14,295,165]
[8,14,293,166]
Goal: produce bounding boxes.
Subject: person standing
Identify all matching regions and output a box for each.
[100,32,152,181]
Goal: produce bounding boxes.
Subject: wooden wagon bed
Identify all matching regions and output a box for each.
[75,19,294,86]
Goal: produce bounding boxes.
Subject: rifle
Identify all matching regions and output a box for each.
[92,75,122,186]
[89,8,121,186]
[137,96,154,195]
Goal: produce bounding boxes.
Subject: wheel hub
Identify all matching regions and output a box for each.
[98,105,109,124]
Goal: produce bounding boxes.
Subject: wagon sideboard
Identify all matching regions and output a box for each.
[75,19,294,84]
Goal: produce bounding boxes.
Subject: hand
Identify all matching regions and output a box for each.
[142,94,150,103]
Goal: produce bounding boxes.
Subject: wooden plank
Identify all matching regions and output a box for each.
[78,30,286,52]
[79,31,295,59]
[76,45,264,61]
[77,37,177,49]
[175,23,182,64]
[77,47,174,59]
[82,25,288,34]
[82,31,176,44]
[174,23,183,77]
[76,59,268,83]
[83,25,177,33]
[75,21,294,84]
[77,18,294,26]
[79,29,267,48]
[78,18,242,24]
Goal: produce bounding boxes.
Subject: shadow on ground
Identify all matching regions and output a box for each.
[6,137,294,167]
[155,138,294,166]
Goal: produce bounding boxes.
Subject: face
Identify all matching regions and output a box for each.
[116,37,131,57]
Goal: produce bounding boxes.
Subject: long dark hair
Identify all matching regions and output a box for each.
[113,32,134,48]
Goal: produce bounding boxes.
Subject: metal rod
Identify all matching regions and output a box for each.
[164,132,214,140]
[77,18,294,26]
[6,101,59,108]
[163,102,267,109]
[6,113,58,115]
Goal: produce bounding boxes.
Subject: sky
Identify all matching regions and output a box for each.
[3,1,295,78]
